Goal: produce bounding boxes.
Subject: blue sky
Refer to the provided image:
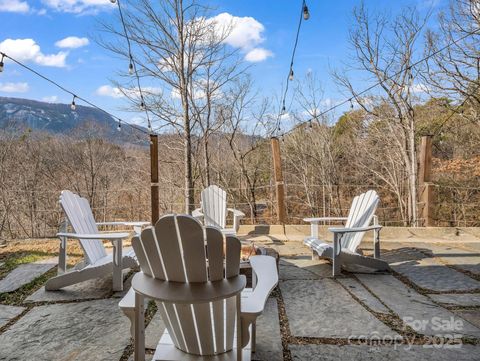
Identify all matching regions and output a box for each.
[0,0,444,130]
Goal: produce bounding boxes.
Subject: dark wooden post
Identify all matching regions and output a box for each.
[271,137,286,224]
[150,134,159,224]
[418,135,434,226]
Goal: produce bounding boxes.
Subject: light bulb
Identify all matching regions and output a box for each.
[71,96,76,111]
[282,105,286,112]
[140,101,145,110]
[0,61,3,73]
[350,99,354,109]
[117,120,122,131]
[128,62,134,75]
[303,5,310,20]
[289,68,294,81]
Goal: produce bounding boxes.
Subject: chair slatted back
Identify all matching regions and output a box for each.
[59,190,107,265]
[201,185,227,229]
[132,214,241,356]
[342,190,379,252]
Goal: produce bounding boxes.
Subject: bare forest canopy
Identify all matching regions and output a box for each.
[1,0,480,239]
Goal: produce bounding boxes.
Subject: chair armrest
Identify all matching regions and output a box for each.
[57,232,130,240]
[228,208,245,218]
[241,256,278,318]
[328,225,383,234]
[303,217,348,223]
[97,221,150,227]
[192,208,203,219]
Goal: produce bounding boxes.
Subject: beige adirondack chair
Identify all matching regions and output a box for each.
[304,190,390,276]
[193,185,245,235]
[119,214,278,361]
[45,190,149,291]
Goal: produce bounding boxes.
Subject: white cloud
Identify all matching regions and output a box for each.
[0,82,29,93]
[209,12,273,63]
[41,0,115,14]
[245,48,273,62]
[96,85,124,99]
[96,85,162,99]
[55,36,89,49]
[0,0,29,13]
[42,95,59,102]
[0,39,68,67]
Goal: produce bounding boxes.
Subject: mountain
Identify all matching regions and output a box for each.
[0,97,147,143]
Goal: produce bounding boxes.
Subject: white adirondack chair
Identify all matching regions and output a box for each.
[192,185,245,235]
[303,190,390,276]
[44,190,149,291]
[119,214,278,361]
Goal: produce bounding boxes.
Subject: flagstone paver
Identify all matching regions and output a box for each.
[337,277,390,314]
[356,274,480,338]
[0,299,130,361]
[145,311,166,350]
[279,264,320,280]
[0,305,25,328]
[253,298,283,361]
[280,257,332,278]
[386,248,480,292]
[289,344,480,361]
[417,243,480,276]
[280,279,399,339]
[455,310,480,329]
[0,257,57,293]
[428,293,480,307]
[26,276,113,302]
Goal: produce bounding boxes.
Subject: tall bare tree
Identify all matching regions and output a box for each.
[333,4,429,225]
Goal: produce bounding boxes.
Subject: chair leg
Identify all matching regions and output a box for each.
[332,233,341,277]
[134,292,145,361]
[58,236,67,275]
[112,239,123,291]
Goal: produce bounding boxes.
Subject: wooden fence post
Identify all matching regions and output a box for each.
[150,134,159,224]
[271,137,286,224]
[418,135,435,226]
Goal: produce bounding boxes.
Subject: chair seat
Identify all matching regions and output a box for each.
[221,228,236,236]
[304,237,333,258]
[87,246,137,268]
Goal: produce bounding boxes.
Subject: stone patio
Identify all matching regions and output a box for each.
[1,231,480,360]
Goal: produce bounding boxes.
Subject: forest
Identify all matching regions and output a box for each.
[0,0,479,239]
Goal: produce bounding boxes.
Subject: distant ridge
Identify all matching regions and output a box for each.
[0,96,147,143]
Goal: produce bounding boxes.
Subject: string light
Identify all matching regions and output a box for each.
[350,99,354,109]
[303,3,310,20]
[117,119,122,131]
[280,26,480,138]
[0,53,4,73]
[289,68,294,81]
[276,0,309,133]
[128,61,134,75]
[70,95,76,111]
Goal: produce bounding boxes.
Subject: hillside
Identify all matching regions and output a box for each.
[0,97,147,143]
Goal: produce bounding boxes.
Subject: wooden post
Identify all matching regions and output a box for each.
[150,134,159,224]
[271,137,286,224]
[418,135,434,226]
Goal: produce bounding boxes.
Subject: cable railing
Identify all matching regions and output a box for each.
[1,181,479,240]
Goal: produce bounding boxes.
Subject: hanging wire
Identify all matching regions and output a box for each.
[116,0,152,133]
[279,27,480,138]
[276,0,308,134]
[0,51,150,135]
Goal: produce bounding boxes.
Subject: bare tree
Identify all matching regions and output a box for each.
[101,0,241,212]
[333,4,429,225]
